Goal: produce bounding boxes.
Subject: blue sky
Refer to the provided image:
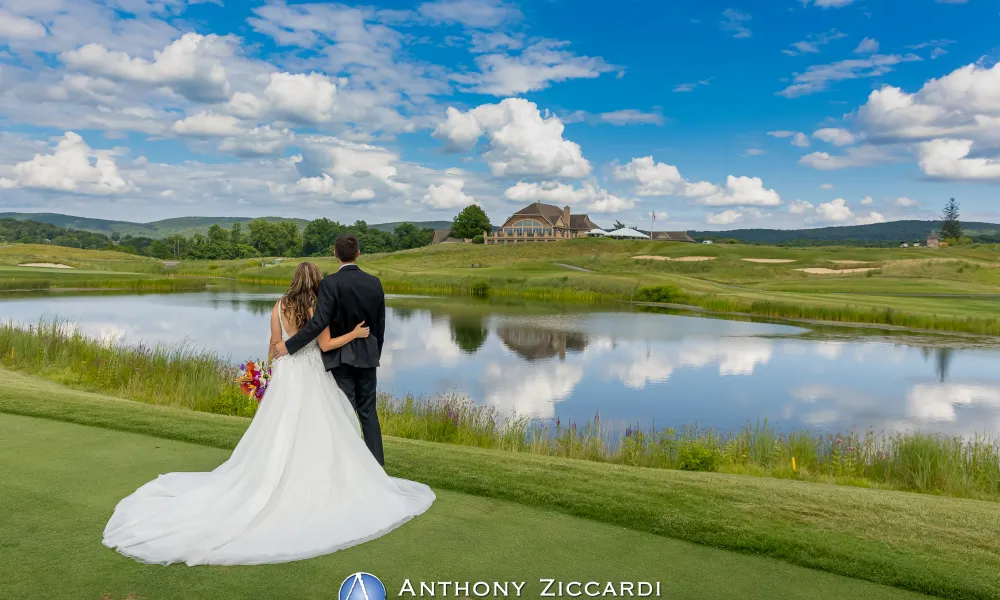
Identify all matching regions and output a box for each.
[1,0,999,229]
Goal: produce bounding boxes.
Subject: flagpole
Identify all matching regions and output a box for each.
[649,212,654,240]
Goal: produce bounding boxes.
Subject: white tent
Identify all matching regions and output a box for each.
[607,227,648,239]
[586,228,609,237]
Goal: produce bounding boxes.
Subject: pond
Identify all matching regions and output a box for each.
[3,289,999,437]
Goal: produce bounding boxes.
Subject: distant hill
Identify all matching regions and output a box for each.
[690,220,1000,245]
[369,220,452,233]
[8,212,996,246]
[0,213,450,239]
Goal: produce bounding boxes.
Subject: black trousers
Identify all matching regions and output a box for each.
[330,365,384,466]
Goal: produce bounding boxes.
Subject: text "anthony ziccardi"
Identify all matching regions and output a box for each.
[398,580,662,598]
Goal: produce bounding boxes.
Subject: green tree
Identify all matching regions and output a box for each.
[207,224,229,245]
[940,197,962,241]
[612,220,627,230]
[451,205,492,240]
[302,218,343,256]
[229,222,245,247]
[164,234,188,259]
[393,222,433,250]
[274,221,302,257]
[148,239,173,259]
[248,219,280,256]
[351,220,395,255]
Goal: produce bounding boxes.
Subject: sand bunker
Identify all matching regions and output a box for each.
[796,267,878,274]
[742,258,796,263]
[632,255,717,262]
[19,262,73,269]
[828,260,870,265]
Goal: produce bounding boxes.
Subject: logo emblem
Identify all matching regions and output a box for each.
[340,572,386,600]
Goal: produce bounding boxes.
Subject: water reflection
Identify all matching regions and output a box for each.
[450,317,489,354]
[498,326,588,361]
[3,290,1000,436]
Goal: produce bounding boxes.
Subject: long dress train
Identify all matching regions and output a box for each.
[102,308,435,566]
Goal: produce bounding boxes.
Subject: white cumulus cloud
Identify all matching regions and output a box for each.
[916,139,1000,183]
[813,127,857,146]
[700,176,781,207]
[0,10,47,40]
[464,40,614,96]
[173,112,244,137]
[816,198,853,222]
[706,210,745,225]
[433,98,591,179]
[60,33,234,103]
[612,156,717,197]
[799,145,897,170]
[504,181,634,213]
[423,178,476,209]
[0,131,132,195]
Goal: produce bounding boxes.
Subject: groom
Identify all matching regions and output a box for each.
[274,233,387,465]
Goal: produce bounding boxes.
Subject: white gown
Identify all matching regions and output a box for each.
[102,309,436,566]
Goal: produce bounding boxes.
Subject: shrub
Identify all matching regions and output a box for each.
[472,235,484,244]
[211,385,259,417]
[678,440,723,472]
[635,284,685,303]
[469,280,491,297]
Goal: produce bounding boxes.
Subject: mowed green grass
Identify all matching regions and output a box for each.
[0,413,930,600]
[6,241,1000,332]
[0,244,163,272]
[2,370,1000,598]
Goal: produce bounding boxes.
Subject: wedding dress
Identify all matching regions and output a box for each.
[102,307,435,566]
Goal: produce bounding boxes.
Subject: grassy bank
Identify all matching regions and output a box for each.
[3,320,1000,501]
[2,373,999,599]
[8,242,1000,335]
[0,410,930,600]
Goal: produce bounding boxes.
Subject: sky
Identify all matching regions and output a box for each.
[0,0,999,230]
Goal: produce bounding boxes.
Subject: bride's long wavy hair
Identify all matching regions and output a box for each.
[282,262,323,331]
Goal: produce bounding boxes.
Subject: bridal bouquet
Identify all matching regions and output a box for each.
[236,360,272,402]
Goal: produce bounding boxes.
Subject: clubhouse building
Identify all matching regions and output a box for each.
[484,202,599,245]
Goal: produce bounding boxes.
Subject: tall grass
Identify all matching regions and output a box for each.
[3,321,1000,500]
[0,320,236,412]
[528,418,1000,499]
[0,277,209,293]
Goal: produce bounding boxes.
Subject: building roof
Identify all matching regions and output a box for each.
[510,202,595,231]
[513,202,563,226]
[570,214,597,230]
[432,229,462,244]
[650,231,696,242]
[928,231,940,240]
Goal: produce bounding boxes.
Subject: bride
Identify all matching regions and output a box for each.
[103,262,435,566]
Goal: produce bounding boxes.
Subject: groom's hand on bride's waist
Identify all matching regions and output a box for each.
[273,342,289,358]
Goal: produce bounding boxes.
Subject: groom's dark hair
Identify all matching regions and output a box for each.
[334,233,360,263]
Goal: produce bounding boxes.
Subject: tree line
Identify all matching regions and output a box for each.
[0,217,434,259]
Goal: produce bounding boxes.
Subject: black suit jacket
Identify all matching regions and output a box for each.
[284,264,385,370]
